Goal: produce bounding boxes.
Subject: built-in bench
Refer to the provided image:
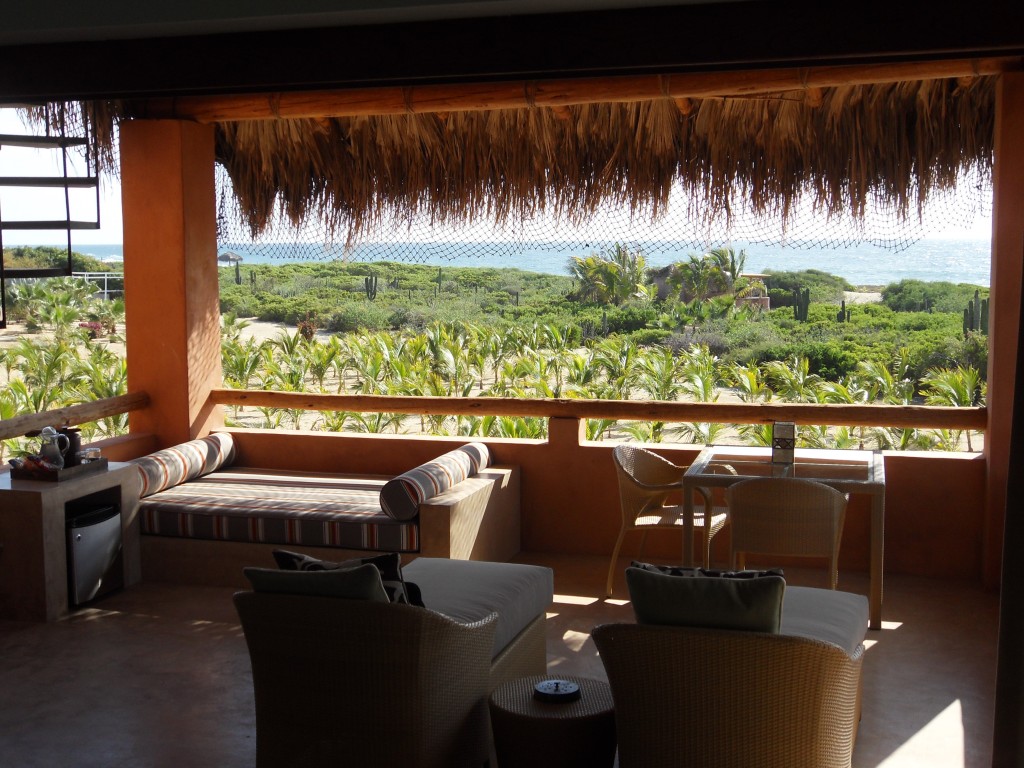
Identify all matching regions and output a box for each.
[125,433,521,586]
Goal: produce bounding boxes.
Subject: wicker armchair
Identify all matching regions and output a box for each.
[592,622,864,768]
[607,445,729,596]
[234,591,496,768]
[726,477,849,589]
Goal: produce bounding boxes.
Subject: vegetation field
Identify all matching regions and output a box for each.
[0,245,989,458]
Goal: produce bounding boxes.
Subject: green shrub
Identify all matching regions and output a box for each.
[717,313,783,364]
[3,246,114,273]
[626,328,672,346]
[763,269,853,304]
[323,303,392,333]
[899,329,988,382]
[881,279,987,314]
[799,341,862,380]
[604,303,658,333]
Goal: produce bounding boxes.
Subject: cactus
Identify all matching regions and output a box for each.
[836,299,847,323]
[963,289,989,336]
[234,261,242,286]
[793,287,810,322]
[364,275,378,301]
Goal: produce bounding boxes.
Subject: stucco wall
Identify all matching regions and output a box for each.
[219,426,987,581]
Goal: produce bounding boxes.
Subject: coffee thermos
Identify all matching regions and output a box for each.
[58,427,83,467]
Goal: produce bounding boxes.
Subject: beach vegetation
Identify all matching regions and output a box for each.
[0,246,990,453]
[882,279,989,314]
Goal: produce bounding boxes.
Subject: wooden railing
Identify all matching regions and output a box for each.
[0,390,986,446]
[209,389,987,432]
[0,392,150,441]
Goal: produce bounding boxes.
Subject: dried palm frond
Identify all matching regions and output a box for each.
[36,76,996,244]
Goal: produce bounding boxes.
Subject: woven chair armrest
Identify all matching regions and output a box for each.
[629,477,684,492]
[693,485,714,510]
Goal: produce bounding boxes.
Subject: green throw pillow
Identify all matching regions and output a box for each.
[243,563,390,603]
[625,563,785,633]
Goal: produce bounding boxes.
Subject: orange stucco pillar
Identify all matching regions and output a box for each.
[120,120,223,446]
[992,69,1024,768]
[986,72,1024,591]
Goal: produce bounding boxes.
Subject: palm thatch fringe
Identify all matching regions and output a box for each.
[27,76,996,244]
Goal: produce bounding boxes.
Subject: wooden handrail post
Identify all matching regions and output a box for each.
[548,417,585,449]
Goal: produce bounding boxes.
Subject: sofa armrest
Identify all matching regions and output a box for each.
[418,466,521,561]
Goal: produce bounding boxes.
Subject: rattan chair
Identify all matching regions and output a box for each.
[593,622,864,768]
[727,476,849,589]
[607,444,729,596]
[234,591,496,768]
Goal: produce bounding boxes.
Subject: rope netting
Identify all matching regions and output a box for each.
[215,164,992,265]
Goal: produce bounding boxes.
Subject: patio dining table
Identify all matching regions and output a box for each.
[682,445,886,629]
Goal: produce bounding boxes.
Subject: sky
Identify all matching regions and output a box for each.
[0,108,993,248]
[0,109,123,245]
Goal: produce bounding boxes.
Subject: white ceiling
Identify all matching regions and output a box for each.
[0,1,732,46]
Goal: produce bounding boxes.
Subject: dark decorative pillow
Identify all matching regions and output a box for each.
[271,549,424,607]
[243,563,390,603]
[626,561,786,633]
[630,561,785,580]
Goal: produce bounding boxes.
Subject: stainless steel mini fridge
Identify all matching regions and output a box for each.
[66,505,122,606]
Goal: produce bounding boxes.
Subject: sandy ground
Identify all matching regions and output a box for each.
[843,290,883,305]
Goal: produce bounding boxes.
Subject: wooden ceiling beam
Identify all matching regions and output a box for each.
[135,56,1019,122]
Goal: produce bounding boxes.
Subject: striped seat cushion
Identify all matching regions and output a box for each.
[139,468,418,552]
[134,433,236,498]
[380,442,491,520]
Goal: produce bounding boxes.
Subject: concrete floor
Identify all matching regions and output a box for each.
[0,554,999,768]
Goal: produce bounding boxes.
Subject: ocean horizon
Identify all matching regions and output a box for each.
[64,236,992,287]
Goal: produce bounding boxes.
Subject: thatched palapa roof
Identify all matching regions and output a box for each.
[41,74,997,243]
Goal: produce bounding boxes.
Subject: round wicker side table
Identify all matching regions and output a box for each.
[488,674,616,768]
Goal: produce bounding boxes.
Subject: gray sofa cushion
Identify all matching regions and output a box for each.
[781,586,869,654]
[403,557,553,659]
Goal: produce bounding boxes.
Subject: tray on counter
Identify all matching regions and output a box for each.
[10,458,109,482]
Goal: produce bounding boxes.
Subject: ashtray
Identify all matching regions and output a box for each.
[533,679,581,703]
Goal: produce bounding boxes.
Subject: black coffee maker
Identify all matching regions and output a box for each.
[59,427,83,467]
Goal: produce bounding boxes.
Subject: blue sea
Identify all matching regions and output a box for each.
[73,236,992,287]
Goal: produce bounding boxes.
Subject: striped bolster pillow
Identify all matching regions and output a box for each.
[379,442,491,521]
[134,432,237,498]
